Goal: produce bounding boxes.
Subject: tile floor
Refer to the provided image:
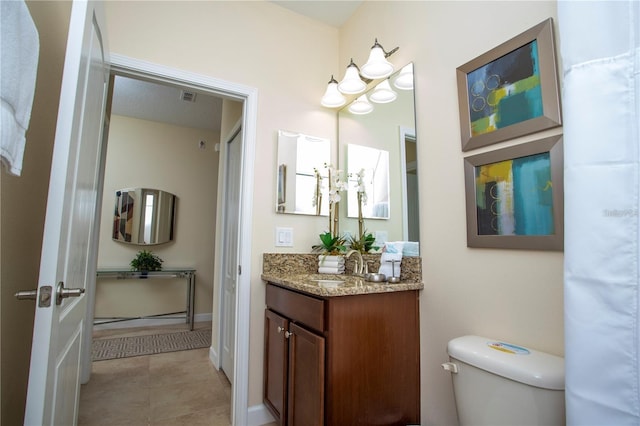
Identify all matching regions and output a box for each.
[78,322,233,426]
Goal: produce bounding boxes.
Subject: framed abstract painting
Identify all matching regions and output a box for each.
[457,18,562,151]
[464,134,563,250]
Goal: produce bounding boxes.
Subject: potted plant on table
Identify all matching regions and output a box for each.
[130,250,163,276]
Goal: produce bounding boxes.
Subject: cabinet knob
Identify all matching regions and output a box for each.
[277,326,284,333]
[285,331,293,339]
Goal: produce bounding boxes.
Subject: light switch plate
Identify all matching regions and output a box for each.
[275,227,293,247]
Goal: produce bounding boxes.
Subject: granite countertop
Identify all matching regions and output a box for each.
[261,272,424,297]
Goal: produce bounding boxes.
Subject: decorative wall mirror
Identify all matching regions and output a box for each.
[338,62,420,248]
[275,130,331,216]
[112,188,176,245]
[346,144,391,219]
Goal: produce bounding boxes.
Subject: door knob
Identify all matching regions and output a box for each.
[56,281,85,305]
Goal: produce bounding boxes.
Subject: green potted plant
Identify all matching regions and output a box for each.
[312,231,347,255]
[348,231,379,254]
[130,249,163,273]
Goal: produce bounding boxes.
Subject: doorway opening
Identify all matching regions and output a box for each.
[82,54,257,426]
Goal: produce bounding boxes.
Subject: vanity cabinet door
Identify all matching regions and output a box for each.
[264,309,289,425]
[287,322,325,426]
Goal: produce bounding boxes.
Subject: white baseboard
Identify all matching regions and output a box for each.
[92,313,213,330]
[247,404,275,426]
[209,345,219,368]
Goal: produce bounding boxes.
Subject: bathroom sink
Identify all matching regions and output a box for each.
[306,274,346,281]
[311,278,345,288]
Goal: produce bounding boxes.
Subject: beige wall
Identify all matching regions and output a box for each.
[0,2,71,424]
[340,2,563,424]
[96,115,220,317]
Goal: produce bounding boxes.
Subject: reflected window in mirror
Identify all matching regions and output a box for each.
[338,62,420,250]
[113,188,176,245]
[276,130,331,216]
[347,144,390,219]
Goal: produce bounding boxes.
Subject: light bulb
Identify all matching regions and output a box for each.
[338,59,366,95]
[348,94,374,115]
[321,76,346,108]
[361,39,394,79]
[369,79,397,104]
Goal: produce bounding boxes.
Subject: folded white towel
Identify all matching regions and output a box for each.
[379,252,403,279]
[1,0,39,176]
[318,255,344,262]
[318,266,345,274]
[317,259,344,267]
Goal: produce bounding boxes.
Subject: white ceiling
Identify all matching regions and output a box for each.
[111,76,224,132]
[271,1,362,28]
[110,2,360,131]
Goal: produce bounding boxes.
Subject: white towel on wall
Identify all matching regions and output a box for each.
[1,0,40,176]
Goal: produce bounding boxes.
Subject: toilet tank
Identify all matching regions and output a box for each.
[444,335,565,426]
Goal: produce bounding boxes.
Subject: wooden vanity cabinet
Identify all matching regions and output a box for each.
[263,282,420,426]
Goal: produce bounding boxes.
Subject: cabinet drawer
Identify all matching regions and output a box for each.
[266,283,325,332]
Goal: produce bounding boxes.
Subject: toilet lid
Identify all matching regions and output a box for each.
[447,335,564,390]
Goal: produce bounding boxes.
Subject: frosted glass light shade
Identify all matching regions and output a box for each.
[321,76,346,108]
[348,94,374,115]
[369,79,397,104]
[338,60,366,95]
[361,44,394,79]
[393,63,414,90]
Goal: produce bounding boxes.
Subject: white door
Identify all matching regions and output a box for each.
[221,126,242,382]
[23,1,109,425]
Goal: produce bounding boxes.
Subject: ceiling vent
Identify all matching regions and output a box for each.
[180,90,197,103]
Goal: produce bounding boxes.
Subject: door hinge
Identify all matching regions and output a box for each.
[238,265,242,275]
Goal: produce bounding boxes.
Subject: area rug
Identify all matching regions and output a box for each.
[92,328,211,361]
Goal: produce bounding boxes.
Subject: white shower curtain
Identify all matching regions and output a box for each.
[559,1,640,424]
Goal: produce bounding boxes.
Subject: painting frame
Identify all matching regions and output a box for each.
[456,18,562,152]
[464,134,563,250]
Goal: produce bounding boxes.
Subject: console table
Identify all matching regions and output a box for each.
[95,268,196,330]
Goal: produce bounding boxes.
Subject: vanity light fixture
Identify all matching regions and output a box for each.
[360,38,398,80]
[320,75,347,108]
[393,63,414,90]
[337,59,367,95]
[369,79,397,104]
[321,39,399,108]
[348,94,374,115]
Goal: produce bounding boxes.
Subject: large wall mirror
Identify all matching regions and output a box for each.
[346,144,390,219]
[339,63,420,247]
[112,187,176,245]
[275,130,331,216]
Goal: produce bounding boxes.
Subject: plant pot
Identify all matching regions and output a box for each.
[318,255,345,274]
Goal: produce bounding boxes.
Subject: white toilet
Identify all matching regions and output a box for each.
[442,335,565,426]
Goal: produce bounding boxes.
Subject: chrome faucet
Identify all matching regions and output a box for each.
[346,249,364,275]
